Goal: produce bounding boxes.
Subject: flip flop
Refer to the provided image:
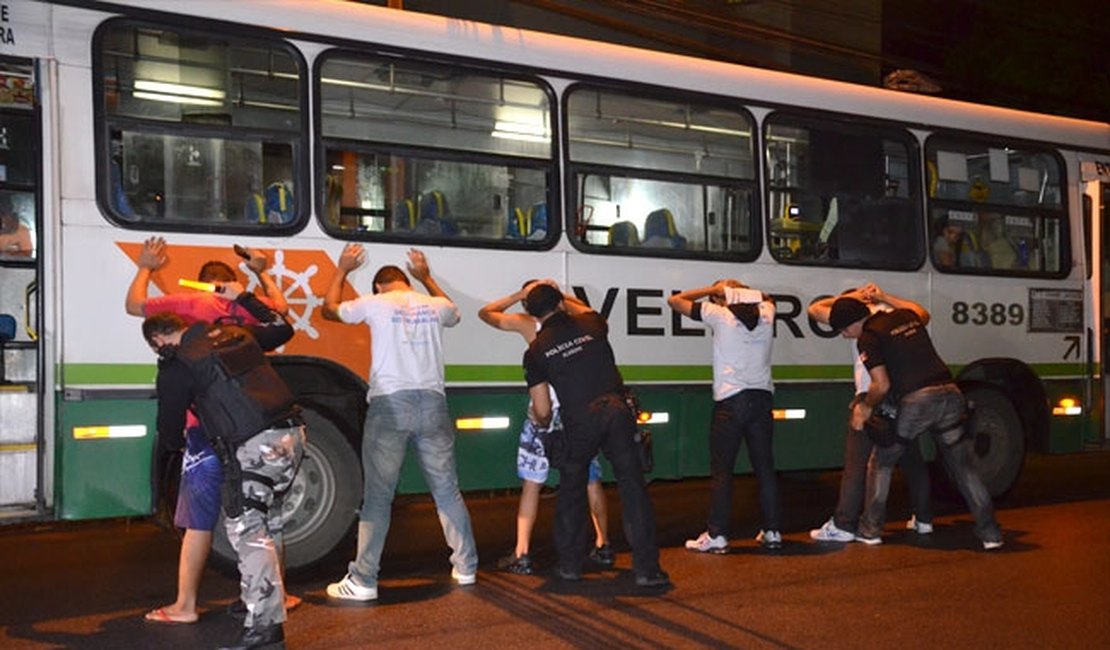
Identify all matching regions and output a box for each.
[143,607,198,625]
[285,594,303,612]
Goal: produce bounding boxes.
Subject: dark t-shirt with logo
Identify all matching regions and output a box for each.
[857,308,951,400]
[523,311,624,413]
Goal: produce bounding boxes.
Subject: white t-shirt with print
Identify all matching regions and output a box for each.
[700,300,775,401]
[338,289,460,399]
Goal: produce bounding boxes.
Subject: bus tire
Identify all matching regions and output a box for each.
[210,405,362,575]
[943,385,1024,499]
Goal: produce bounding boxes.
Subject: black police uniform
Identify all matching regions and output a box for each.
[523,310,664,582]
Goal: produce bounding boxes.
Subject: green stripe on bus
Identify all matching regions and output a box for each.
[60,361,1092,386]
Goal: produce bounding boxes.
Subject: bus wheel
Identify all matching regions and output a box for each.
[211,405,361,574]
[961,386,1025,498]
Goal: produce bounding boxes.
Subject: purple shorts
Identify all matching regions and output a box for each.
[173,426,224,531]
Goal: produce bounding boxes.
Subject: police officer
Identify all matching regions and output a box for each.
[143,283,305,650]
[829,296,1003,550]
[522,283,669,588]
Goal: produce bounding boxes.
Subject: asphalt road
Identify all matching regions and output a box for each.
[2,450,1109,649]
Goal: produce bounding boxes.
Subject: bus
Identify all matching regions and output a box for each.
[1,0,1108,571]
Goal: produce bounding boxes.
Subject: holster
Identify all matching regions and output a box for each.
[213,437,245,519]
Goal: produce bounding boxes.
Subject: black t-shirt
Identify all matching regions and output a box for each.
[857,308,951,400]
[523,311,624,413]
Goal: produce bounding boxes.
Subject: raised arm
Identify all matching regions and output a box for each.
[478,284,539,340]
[323,243,366,322]
[871,286,930,325]
[125,236,167,316]
[667,283,723,318]
[243,247,289,315]
[406,248,449,301]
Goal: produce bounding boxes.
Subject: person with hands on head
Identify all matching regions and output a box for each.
[807,284,933,544]
[323,244,478,602]
[124,237,298,627]
[478,279,613,575]
[143,280,304,650]
[668,280,781,553]
[829,292,1003,549]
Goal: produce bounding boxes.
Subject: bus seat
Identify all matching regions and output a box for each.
[642,208,686,248]
[608,221,640,247]
[392,198,417,231]
[110,160,135,218]
[245,181,295,224]
[507,203,548,240]
[414,190,458,235]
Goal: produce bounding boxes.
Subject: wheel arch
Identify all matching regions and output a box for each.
[272,354,367,445]
[956,357,1049,452]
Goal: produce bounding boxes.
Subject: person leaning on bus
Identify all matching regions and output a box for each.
[667,280,782,553]
[829,296,1004,550]
[322,244,478,602]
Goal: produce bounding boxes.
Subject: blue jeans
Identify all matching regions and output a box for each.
[859,384,1001,543]
[558,393,660,579]
[707,389,779,537]
[348,390,478,588]
[833,397,932,533]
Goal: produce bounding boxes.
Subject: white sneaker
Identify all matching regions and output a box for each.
[684,531,729,554]
[326,574,378,601]
[810,517,854,542]
[906,515,934,534]
[757,530,782,549]
[452,568,477,585]
[982,539,1004,551]
[854,534,882,545]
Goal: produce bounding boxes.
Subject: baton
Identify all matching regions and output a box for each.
[178,278,222,293]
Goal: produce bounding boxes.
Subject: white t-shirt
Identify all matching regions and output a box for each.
[700,300,775,401]
[338,289,460,399]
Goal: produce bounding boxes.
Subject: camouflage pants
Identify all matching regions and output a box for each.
[224,424,305,628]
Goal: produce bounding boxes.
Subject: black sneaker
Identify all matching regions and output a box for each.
[634,570,671,588]
[497,552,534,575]
[589,543,615,566]
[553,566,581,581]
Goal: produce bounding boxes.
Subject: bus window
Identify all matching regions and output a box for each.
[0,65,37,262]
[764,113,923,270]
[566,85,757,260]
[96,22,304,231]
[318,53,554,246]
[926,136,1067,276]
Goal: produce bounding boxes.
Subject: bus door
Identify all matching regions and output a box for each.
[0,57,43,519]
[1082,157,1110,442]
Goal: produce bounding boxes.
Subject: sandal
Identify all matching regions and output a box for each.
[143,607,198,625]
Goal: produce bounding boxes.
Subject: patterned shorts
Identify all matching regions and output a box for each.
[174,426,223,531]
[517,410,602,484]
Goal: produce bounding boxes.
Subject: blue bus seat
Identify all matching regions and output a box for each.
[608,221,640,247]
[507,203,548,240]
[413,190,458,235]
[245,181,295,224]
[641,208,686,248]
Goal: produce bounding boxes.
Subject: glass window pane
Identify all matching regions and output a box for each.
[567,87,754,179]
[0,190,35,261]
[0,111,37,186]
[765,114,922,269]
[98,21,303,228]
[926,136,1067,276]
[111,130,294,225]
[101,24,300,132]
[324,147,548,241]
[574,173,754,255]
[320,54,551,159]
